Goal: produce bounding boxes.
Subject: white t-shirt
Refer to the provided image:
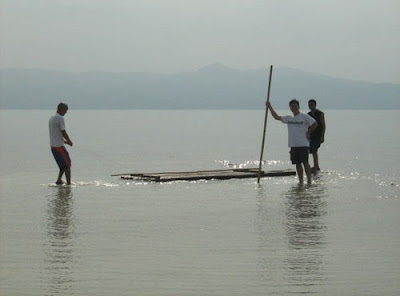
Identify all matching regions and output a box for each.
[49,113,65,147]
[281,113,316,147]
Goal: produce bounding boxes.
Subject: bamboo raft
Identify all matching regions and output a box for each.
[112,168,296,182]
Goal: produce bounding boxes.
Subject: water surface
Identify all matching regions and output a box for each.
[1,110,399,295]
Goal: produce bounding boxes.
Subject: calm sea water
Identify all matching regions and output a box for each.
[1,110,399,295]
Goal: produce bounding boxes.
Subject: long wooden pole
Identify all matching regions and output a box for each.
[257,65,273,184]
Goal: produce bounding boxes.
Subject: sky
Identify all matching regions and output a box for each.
[1,0,399,83]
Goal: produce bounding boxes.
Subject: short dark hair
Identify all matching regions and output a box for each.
[289,99,299,107]
[57,102,68,111]
[308,99,317,105]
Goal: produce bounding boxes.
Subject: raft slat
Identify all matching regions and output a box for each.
[116,168,295,182]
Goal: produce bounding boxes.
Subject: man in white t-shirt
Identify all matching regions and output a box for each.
[266,99,318,185]
[49,102,73,185]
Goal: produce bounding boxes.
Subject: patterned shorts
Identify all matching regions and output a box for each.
[51,146,71,169]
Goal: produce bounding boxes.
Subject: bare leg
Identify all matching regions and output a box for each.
[56,169,65,184]
[65,168,71,185]
[304,162,312,185]
[312,151,320,170]
[296,164,304,185]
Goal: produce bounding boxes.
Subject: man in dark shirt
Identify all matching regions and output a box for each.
[308,99,326,173]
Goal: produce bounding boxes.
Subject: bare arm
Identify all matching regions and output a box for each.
[307,122,318,140]
[62,130,73,146]
[320,112,326,143]
[266,101,282,121]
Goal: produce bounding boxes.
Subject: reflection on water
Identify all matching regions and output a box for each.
[256,183,327,294]
[41,186,77,295]
[283,185,328,293]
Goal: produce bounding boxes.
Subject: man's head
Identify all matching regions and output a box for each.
[289,99,300,115]
[308,99,317,111]
[57,102,69,116]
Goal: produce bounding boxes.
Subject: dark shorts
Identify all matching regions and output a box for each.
[51,146,71,170]
[290,147,309,164]
[309,138,321,153]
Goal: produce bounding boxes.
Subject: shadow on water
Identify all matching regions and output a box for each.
[255,183,328,294]
[41,186,77,296]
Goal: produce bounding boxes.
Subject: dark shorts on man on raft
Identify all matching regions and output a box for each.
[290,147,309,164]
[309,138,321,154]
[51,146,71,170]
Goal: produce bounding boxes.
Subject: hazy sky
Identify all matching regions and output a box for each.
[1,0,399,83]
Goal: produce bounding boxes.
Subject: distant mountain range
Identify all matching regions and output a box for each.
[1,64,399,109]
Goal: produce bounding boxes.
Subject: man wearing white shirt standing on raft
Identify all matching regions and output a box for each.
[266,99,318,185]
[49,102,73,185]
